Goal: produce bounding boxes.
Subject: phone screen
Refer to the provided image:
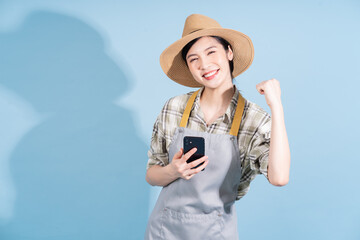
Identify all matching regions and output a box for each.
[183,136,205,170]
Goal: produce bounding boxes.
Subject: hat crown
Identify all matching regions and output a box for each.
[182,14,222,37]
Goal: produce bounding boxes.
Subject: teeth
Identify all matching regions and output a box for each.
[204,70,217,78]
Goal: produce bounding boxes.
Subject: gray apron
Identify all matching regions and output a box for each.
[145,89,245,240]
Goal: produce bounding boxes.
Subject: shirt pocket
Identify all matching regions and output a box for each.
[159,207,224,240]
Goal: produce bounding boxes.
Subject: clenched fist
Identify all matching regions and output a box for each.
[256,78,282,108]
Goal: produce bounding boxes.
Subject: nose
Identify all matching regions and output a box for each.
[198,56,210,70]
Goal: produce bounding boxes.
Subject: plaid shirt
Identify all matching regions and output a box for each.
[147,85,271,201]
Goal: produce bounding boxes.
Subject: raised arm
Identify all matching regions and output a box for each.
[256,78,291,186]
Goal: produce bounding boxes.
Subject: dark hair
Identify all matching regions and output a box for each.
[181,36,234,79]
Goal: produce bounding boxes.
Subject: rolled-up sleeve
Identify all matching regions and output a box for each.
[236,105,273,201]
[247,114,272,180]
[146,112,169,170]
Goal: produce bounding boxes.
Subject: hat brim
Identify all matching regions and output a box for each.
[160,28,254,87]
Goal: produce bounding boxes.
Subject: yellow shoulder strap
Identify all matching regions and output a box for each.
[179,90,200,128]
[229,93,245,136]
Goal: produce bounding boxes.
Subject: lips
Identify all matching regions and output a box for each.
[202,69,219,80]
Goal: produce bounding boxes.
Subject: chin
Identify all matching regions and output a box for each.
[201,80,223,89]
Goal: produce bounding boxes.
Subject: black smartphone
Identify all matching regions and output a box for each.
[183,136,205,171]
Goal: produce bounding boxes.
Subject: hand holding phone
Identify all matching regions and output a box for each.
[168,139,208,180]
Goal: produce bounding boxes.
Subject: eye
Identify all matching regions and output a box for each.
[189,58,198,63]
[208,51,215,55]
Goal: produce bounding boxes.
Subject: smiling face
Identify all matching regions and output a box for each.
[185,36,234,90]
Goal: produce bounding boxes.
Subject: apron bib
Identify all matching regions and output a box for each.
[145,89,245,240]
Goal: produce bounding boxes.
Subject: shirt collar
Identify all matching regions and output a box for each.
[193,85,240,124]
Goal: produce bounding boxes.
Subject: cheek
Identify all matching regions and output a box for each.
[188,66,203,82]
[216,54,228,64]
[188,64,198,75]
[218,57,230,69]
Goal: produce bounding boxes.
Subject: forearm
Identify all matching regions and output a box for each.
[146,164,179,187]
[268,103,291,186]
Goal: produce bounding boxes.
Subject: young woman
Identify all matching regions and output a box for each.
[144,14,290,240]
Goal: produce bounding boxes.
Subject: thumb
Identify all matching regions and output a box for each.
[173,148,183,159]
[257,86,264,95]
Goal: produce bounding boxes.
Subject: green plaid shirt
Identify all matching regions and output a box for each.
[147,85,271,201]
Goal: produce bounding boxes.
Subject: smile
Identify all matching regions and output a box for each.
[203,69,219,80]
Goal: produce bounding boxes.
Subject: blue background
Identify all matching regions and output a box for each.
[0,0,359,239]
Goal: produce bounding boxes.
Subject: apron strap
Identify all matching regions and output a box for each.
[229,93,245,136]
[179,89,200,128]
[179,88,246,137]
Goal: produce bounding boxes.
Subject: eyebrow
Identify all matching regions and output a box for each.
[186,46,217,59]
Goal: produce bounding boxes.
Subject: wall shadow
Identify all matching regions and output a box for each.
[0,10,148,239]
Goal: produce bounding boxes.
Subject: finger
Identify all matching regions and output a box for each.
[188,156,208,169]
[256,84,265,95]
[173,148,183,160]
[182,147,197,162]
[188,158,209,175]
[184,173,194,180]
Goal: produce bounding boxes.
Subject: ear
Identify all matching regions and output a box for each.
[226,45,234,61]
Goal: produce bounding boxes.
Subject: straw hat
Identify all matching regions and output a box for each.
[160,14,254,87]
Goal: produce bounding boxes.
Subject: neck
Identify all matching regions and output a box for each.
[200,82,235,107]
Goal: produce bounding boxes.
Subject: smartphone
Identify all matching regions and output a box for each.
[183,136,205,171]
